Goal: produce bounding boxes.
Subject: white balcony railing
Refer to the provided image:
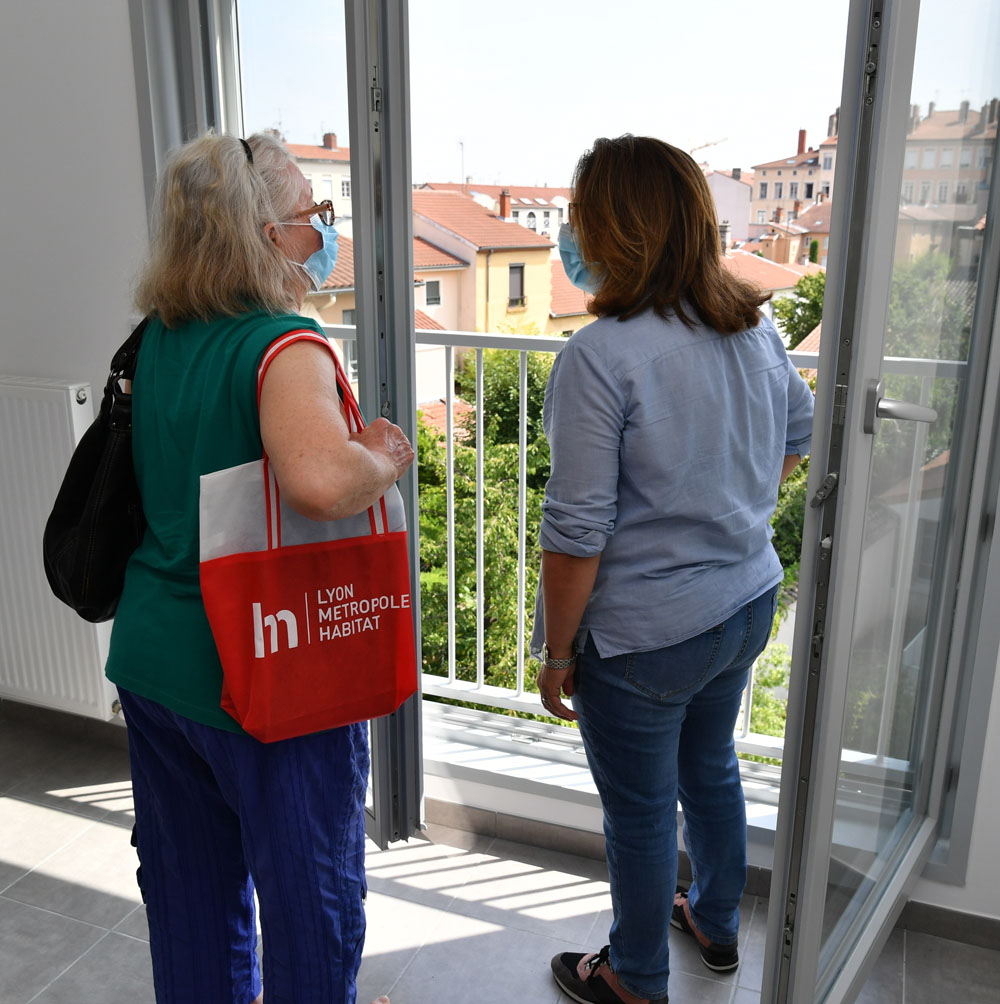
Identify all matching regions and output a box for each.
[323,323,967,771]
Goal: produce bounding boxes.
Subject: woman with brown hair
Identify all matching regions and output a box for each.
[534,135,814,1004]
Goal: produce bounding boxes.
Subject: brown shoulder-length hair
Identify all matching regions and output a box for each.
[135,132,308,328]
[571,135,770,333]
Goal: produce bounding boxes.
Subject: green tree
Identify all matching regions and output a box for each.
[809,239,819,264]
[773,271,826,348]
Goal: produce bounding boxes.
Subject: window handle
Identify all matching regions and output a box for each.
[863,378,938,434]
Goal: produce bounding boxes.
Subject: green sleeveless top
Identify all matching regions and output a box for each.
[105,310,324,732]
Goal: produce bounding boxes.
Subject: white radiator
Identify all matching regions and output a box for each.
[0,376,117,720]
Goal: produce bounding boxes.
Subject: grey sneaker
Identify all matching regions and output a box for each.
[550,945,669,1004]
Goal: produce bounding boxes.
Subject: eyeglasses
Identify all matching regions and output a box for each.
[283,200,335,226]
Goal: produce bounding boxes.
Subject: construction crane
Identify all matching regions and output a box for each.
[690,137,727,155]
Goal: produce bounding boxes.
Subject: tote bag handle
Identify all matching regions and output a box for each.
[255,331,390,547]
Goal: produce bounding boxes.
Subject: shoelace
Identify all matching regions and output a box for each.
[585,945,613,976]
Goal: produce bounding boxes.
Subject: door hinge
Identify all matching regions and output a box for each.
[810,471,839,508]
[371,86,382,112]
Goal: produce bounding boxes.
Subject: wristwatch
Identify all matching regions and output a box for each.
[542,644,577,670]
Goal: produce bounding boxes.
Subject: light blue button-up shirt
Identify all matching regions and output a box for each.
[530,307,815,659]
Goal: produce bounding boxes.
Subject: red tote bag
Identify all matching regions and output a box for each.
[199,331,417,742]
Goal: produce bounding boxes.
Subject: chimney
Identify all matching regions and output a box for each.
[928,101,936,118]
[774,206,784,223]
[960,100,970,123]
[793,199,802,218]
[828,108,840,137]
[991,98,999,124]
[719,220,731,254]
[731,167,741,181]
[322,132,338,150]
[797,129,807,155]
[499,188,511,220]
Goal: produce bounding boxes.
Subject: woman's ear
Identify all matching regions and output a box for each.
[264,222,279,246]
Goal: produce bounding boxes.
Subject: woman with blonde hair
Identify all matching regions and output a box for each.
[535,135,814,1004]
[106,130,410,1004]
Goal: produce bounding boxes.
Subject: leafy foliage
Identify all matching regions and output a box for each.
[773,271,826,349]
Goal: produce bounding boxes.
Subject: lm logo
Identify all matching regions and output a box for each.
[252,602,299,657]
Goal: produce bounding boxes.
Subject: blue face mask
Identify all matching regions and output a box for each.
[558,222,600,293]
[286,214,339,291]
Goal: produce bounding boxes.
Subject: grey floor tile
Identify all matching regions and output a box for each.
[736,896,767,992]
[855,927,903,1004]
[369,920,582,1004]
[904,931,1000,1004]
[0,896,105,1003]
[0,718,76,795]
[4,818,141,928]
[0,796,95,893]
[114,904,150,942]
[418,822,496,853]
[663,969,735,1002]
[438,840,611,943]
[29,931,155,1004]
[5,740,133,826]
[364,833,495,910]
[732,988,761,1004]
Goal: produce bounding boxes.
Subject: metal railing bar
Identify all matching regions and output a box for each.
[445,345,456,683]
[475,348,484,688]
[516,351,528,696]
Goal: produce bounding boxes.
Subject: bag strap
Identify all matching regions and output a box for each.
[256,331,388,546]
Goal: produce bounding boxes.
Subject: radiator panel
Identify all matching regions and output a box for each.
[0,376,116,719]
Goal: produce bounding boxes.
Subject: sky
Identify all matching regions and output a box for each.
[238,0,999,189]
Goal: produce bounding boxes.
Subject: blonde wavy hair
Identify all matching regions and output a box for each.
[135,131,309,327]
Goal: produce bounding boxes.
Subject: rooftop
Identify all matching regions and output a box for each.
[419,182,573,205]
[318,235,468,292]
[286,141,351,163]
[549,261,590,318]
[722,250,823,292]
[907,107,998,142]
[412,190,555,251]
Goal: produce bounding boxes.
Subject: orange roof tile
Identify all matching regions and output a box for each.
[415,309,445,331]
[793,201,834,232]
[287,142,351,163]
[413,237,468,269]
[752,149,821,171]
[706,169,754,187]
[550,262,590,318]
[316,235,467,291]
[796,322,822,354]
[819,135,839,148]
[412,190,555,250]
[722,250,819,292]
[421,182,573,204]
[418,398,474,434]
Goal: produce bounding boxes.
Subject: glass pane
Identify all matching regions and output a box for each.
[817,0,999,991]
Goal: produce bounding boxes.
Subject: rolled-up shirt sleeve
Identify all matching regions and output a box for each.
[785,356,815,456]
[540,340,626,556]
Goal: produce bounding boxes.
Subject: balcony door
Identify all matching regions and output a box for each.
[763,1,1000,1001]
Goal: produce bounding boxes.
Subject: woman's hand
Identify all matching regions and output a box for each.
[351,417,414,482]
[537,662,579,722]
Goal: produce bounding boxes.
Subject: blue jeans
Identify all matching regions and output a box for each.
[573,585,779,1000]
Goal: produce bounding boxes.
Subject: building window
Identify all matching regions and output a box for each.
[902,181,914,203]
[904,148,919,169]
[823,237,829,249]
[956,181,969,203]
[940,147,954,169]
[823,154,833,170]
[508,264,525,308]
[543,210,550,227]
[789,182,799,199]
[937,181,949,203]
[921,147,936,169]
[821,182,831,197]
[341,178,351,198]
[342,339,359,382]
[977,148,988,168]
[759,182,768,199]
[757,210,766,223]
[526,211,537,230]
[959,147,972,168]
[425,280,441,306]
[919,181,931,204]
[322,176,334,200]
[774,181,784,199]
[805,182,814,199]
[512,210,519,221]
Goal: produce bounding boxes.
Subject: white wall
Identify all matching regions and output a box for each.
[0,1,149,401]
